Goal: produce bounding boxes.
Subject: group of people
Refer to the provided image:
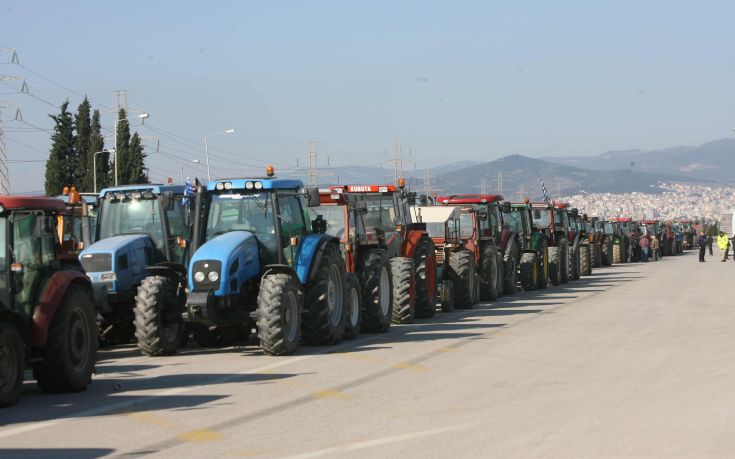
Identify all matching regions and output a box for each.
[638,232,660,262]
[698,231,735,262]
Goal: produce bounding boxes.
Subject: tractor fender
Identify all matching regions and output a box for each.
[400,230,427,259]
[31,270,91,347]
[295,234,339,284]
[188,231,260,296]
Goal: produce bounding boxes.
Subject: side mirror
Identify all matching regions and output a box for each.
[311,215,327,234]
[502,202,512,213]
[305,187,321,207]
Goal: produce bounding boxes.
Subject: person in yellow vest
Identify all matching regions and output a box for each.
[716,232,729,262]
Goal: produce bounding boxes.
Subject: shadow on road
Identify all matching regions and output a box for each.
[0,449,115,459]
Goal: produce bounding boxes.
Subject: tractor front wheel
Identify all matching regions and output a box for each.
[34,286,97,393]
[502,247,518,295]
[579,243,592,276]
[359,249,392,333]
[480,243,500,301]
[257,272,302,356]
[450,250,476,309]
[303,243,347,344]
[134,275,187,356]
[0,324,24,407]
[520,252,538,291]
[390,257,415,324]
[414,239,438,319]
[343,273,362,339]
[548,246,562,285]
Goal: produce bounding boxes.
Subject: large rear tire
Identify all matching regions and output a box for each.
[134,275,187,356]
[480,243,499,301]
[414,239,438,318]
[502,246,518,295]
[0,324,24,407]
[559,238,570,284]
[359,249,392,333]
[548,246,562,285]
[449,250,476,309]
[303,243,347,344]
[601,239,613,266]
[520,252,538,291]
[390,257,415,324]
[343,273,362,339]
[257,272,302,356]
[579,243,591,276]
[34,286,97,393]
[612,243,622,264]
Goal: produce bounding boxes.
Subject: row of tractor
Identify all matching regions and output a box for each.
[0,170,696,407]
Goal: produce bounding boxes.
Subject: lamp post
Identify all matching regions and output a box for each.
[204,128,235,181]
[93,149,115,193]
[114,112,149,186]
[181,159,201,184]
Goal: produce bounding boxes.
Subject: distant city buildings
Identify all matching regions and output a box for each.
[561,182,735,222]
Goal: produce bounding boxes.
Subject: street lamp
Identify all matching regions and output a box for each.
[181,159,201,184]
[93,149,116,193]
[114,112,149,186]
[204,128,235,181]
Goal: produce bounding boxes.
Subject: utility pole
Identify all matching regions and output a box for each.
[498,173,504,195]
[480,178,488,195]
[308,141,318,187]
[423,168,435,197]
[394,138,403,182]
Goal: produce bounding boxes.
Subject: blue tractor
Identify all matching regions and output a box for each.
[79,184,190,347]
[135,170,348,356]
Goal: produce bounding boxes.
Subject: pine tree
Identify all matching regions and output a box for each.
[89,109,108,192]
[128,133,149,184]
[115,108,131,185]
[74,97,91,190]
[45,101,76,195]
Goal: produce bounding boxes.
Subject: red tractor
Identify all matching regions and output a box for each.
[344,182,437,322]
[313,187,393,335]
[436,195,505,301]
[0,197,97,407]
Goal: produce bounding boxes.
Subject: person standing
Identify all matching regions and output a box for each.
[640,233,650,262]
[717,231,729,262]
[650,235,660,261]
[698,232,707,262]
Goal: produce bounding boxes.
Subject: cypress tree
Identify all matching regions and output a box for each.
[74,97,92,190]
[89,109,108,192]
[128,133,149,184]
[115,108,131,185]
[45,100,76,195]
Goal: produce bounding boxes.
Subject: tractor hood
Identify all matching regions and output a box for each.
[188,231,260,296]
[80,234,155,299]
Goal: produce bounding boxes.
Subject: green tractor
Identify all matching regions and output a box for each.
[504,202,548,292]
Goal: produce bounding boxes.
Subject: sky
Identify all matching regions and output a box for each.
[1,0,734,193]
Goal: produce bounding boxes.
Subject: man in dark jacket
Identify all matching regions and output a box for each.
[698,232,708,262]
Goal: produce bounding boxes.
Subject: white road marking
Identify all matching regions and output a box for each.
[0,355,311,440]
[281,422,479,459]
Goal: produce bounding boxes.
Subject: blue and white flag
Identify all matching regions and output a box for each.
[540,178,551,204]
[182,177,195,206]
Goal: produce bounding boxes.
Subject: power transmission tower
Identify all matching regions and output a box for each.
[308,141,318,187]
[497,173,504,194]
[423,168,440,196]
[391,138,403,182]
[480,178,488,195]
[115,89,128,112]
[0,112,9,194]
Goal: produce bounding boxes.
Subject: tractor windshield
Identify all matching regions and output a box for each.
[312,205,347,240]
[505,210,524,235]
[206,193,279,261]
[532,208,551,229]
[620,223,632,236]
[362,195,397,233]
[99,197,165,253]
[604,222,614,235]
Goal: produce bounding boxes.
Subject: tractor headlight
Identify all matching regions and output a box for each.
[208,271,220,282]
[245,181,254,190]
[254,181,263,190]
[216,182,224,191]
[194,271,206,282]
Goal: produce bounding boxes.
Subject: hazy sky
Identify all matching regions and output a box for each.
[1,0,733,193]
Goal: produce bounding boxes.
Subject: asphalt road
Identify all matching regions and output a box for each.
[2,249,734,458]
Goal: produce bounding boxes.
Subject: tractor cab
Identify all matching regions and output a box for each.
[80,184,188,345]
[55,186,99,255]
[0,196,96,407]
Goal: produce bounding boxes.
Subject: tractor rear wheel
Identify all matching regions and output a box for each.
[450,250,476,309]
[579,243,591,276]
[480,243,499,301]
[560,238,570,284]
[502,246,518,295]
[257,272,302,356]
[536,242,548,290]
[343,273,362,339]
[34,286,97,393]
[359,249,392,333]
[568,244,579,280]
[601,239,613,266]
[390,257,415,324]
[612,243,622,264]
[548,246,562,285]
[414,238,438,318]
[134,275,187,356]
[520,252,538,291]
[0,324,24,407]
[303,243,347,344]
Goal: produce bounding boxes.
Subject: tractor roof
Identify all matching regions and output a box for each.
[0,196,67,213]
[554,202,572,209]
[318,188,347,205]
[207,178,303,191]
[344,184,397,194]
[411,206,459,223]
[510,202,530,209]
[641,219,659,224]
[436,194,503,205]
[100,184,185,197]
[529,202,552,209]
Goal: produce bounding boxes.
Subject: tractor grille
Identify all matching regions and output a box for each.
[80,253,112,273]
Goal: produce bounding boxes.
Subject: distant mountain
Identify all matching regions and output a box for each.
[433,154,700,199]
[542,138,735,183]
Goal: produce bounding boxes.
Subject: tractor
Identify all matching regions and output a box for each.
[679,220,695,250]
[411,205,477,311]
[616,217,640,262]
[593,219,614,266]
[140,170,348,357]
[607,218,631,264]
[554,202,582,281]
[0,197,97,407]
[436,195,505,301]
[79,184,189,347]
[311,186,392,335]
[505,203,547,291]
[571,214,593,276]
[346,182,437,322]
[639,220,664,258]
[529,201,568,287]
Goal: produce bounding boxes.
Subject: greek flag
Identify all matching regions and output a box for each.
[182,177,195,206]
[540,178,550,204]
